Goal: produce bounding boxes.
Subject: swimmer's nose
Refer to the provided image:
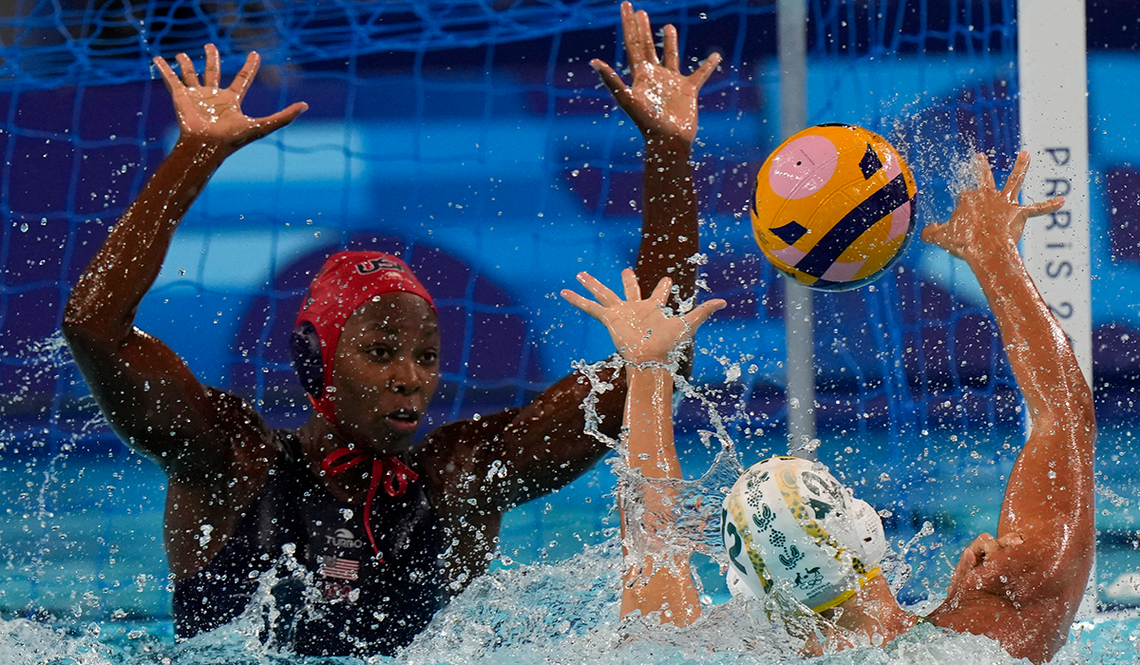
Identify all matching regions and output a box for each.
[387,356,426,394]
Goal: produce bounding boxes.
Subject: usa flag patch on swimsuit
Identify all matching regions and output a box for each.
[318,555,360,581]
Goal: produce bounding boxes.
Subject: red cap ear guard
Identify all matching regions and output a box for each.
[290,319,324,399]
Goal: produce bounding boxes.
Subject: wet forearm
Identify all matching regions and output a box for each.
[636,136,697,304]
[966,242,1092,426]
[64,138,229,342]
[969,241,1094,537]
[623,363,680,479]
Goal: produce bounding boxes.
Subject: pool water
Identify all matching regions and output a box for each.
[2,455,1140,665]
[4,544,1140,665]
[3,377,1140,663]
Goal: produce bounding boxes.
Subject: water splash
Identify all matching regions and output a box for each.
[0,336,1133,663]
[880,520,937,598]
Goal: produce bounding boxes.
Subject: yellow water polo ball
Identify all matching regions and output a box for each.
[751,123,917,291]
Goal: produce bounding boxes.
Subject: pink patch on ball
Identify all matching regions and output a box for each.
[771,245,807,267]
[822,260,866,283]
[768,135,840,200]
[883,151,903,180]
[888,200,911,241]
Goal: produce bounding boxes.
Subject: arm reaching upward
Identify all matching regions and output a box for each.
[62,46,306,578]
[63,46,306,474]
[592,1,721,312]
[414,4,722,594]
[464,1,722,513]
[562,268,724,626]
[924,152,1095,664]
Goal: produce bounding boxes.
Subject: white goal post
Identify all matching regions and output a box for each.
[1018,0,1095,618]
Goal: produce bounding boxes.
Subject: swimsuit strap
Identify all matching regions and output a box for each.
[319,448,420,560]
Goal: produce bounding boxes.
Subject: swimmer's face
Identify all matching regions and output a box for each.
[329,292,440,454]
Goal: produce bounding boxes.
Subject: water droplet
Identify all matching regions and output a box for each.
[19,223,28,232]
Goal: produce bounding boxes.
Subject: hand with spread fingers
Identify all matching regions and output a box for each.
[591,2,721,143]
[561,268,725,365]
[921,151,1064,263]
[919,150,1095,664]
[154,44,307,151]
[563,268,723,628]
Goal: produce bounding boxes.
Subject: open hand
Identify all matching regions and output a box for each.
[921,152,1064,264]
[154,44,307,151]
[561,268,724,364]
[591,2,721,143]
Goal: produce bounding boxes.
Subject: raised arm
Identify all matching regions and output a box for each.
[593,1,719,310]
[467,1,721,510]
[924,153,1095,663]
[62,46,307,477]
[562,269,724,626]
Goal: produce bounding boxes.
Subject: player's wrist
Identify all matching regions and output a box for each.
[962,238,1022,273]
[643,131,693,153]
[622,354,675,370]
[170,135,234,165]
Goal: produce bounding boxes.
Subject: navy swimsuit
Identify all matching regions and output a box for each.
[172,431,447,657]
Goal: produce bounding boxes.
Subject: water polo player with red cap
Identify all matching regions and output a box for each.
[62,3,720,657]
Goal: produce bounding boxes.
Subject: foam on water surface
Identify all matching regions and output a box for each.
[3,343,1138,664]
[5,552,1136,665]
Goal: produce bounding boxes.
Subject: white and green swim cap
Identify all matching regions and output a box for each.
[721,456,887,612]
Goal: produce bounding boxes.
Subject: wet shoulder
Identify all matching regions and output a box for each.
[413,409,521,501]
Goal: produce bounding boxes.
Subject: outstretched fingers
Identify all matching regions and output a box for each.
[1000,151,1064,219]
[975,153,997,192]
[203,44,221,89]
[682,298,726,330]
[920,221,948,247]
[687,51,722,89]
[1002,150,1030,201]
[591,59,633,108]
[175,52,199,88]
[560,288,607,322]
[249,101,308,139]
[622,268,650,302]
[1024,196,1065,218]
[576,271,623,307]
[153,56,181,94]
[645,273,673,305]
[634,8,659,66]
[619,2,644,67]
[662,24,679,71]
[229,51,261,100]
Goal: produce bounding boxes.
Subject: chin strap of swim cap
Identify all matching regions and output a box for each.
[320,448,419,560]
[308,393,339,427]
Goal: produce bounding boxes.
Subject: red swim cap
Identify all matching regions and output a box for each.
[295,251,435,422]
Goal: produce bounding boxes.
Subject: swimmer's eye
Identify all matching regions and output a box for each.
[365,346,395,361]
[419,349,439,366]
